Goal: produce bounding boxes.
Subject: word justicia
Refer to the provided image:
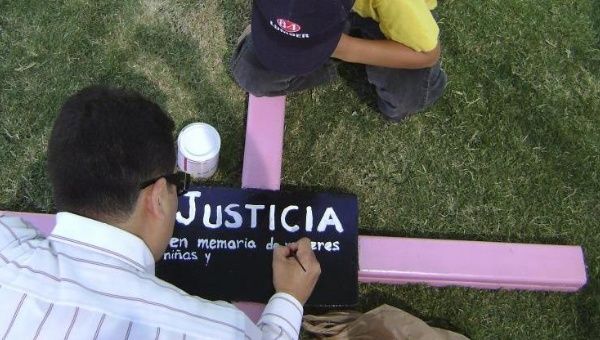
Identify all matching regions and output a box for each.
[176,191,344,233]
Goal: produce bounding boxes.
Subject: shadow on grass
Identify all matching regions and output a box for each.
[576,279,599,339]
[337,61,379,113]
[128,21,245,187]
[592,0,600,48]
[4,156,53,213]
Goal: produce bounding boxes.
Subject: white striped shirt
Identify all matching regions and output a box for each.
[0,212,303,340]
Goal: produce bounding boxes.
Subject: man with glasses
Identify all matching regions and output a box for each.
[0,86,320,339]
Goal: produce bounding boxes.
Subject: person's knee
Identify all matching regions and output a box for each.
[376,90,427,122]
[376,98,413,122]
[377,66,447,122]
[425,67,447,107]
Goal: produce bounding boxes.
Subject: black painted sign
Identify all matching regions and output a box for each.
[156,186,359,306]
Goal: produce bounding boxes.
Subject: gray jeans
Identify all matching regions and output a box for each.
[230,14,447,121]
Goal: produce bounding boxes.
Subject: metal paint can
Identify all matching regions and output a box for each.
[177,123,221,178]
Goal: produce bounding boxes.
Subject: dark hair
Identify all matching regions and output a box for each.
[47,86,175,220]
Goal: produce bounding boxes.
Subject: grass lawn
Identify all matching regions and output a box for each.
[1,0,598,338]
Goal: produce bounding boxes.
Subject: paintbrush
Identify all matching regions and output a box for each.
[291,250,307,272]
[276,241,307,272]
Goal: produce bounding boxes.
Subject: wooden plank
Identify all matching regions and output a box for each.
[358,235,587,292]
[241,95,286,191]
[2,211,587,293]
[238,94,286,321]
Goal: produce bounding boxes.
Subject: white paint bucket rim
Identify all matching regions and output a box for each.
[177,123,221,161]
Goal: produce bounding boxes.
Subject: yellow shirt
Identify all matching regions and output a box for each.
[352,0,439,52]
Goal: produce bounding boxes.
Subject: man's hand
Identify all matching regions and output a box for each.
[272,238,321,305]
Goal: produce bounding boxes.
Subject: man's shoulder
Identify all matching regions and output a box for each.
[0,216,40,248]
[1,215,31,227]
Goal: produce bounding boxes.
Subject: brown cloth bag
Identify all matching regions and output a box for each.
[303,304,469,340]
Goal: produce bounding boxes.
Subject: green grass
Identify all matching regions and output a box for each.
[1,0,599,338]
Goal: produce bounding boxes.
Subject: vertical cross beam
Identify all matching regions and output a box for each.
[236,94,286,321]
[241,95,286,190]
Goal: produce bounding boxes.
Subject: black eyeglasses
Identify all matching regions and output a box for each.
[139,171,190,196]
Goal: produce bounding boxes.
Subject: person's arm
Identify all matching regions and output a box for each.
[332,33,440,69]
[257,238,321,339]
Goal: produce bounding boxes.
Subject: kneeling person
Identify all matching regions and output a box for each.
[231,0,447,122]
[0,86,320,339]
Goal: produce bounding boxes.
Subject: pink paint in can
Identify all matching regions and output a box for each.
[177,123,221,178]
